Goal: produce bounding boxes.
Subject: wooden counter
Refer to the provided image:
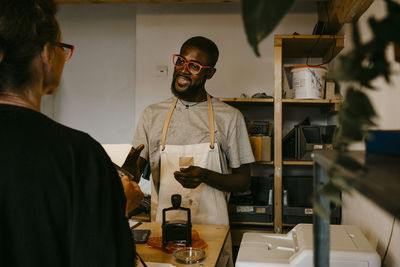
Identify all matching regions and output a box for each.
[135,222,229,267]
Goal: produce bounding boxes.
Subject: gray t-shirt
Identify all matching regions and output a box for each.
[133,96,255,190]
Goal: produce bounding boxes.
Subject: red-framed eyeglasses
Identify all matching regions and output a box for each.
[172,54,213,75]
[54,42,75,62]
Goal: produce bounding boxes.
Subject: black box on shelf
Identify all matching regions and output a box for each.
[296,125,336,160]
[282,130,296,159]
[283,124,336,160]
[229,176,273,223]
[282,176,341,224]
[282,118,310,160]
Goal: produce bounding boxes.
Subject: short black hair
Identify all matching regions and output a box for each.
[0,0,60,93]
[181,36,219,67]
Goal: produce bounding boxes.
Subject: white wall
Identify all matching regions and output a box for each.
[341,1,400,266]
[56,4,137,144]
[52,2,317,143]
[135,2,317,127]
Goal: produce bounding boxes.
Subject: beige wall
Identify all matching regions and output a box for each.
[54,4,137,144]
[53,2,317,143]
[341,1,400,266]
[134,2,317,128]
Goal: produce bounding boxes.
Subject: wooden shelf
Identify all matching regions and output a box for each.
[253,161,274,165]
[282,99,342,104]
[282,99,342,111]
[283,160,313,165]
[219,97,273,104]
[275,35,344,62]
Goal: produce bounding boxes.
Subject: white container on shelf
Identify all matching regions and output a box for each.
[291,65,327,99]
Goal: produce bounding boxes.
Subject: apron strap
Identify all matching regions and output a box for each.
[161,97,178,151]
[207,94,215,149]
[161,94,215,151]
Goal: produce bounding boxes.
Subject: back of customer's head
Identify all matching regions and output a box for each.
[0,0,59,94]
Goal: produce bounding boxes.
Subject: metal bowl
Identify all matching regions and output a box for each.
[173,247,206,264]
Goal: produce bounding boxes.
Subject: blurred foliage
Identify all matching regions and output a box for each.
[242,0,295,56]
[318,0,400,218]
[242,0,400,219]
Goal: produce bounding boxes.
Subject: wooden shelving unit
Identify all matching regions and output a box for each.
[221,35,344,232]
[273,35,344,233]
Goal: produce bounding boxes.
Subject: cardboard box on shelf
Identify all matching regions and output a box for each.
[325,81,335,100]
[325,81,344,100]
[249,135,271,162]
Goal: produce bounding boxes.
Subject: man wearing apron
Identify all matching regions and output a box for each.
[124,36,255,266]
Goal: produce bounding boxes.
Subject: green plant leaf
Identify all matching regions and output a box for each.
[241,0,295,56]
[352,21,361,48]
[338,88,377,141]
[374,0,400,43]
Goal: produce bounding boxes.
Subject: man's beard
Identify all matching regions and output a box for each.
[171,75,205,99]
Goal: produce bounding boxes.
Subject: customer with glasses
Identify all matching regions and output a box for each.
[123,36,255,266]
[0,1,140,266]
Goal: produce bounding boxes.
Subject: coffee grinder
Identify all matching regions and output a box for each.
[162,194,192,247]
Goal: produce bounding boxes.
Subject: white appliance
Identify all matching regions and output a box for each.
[236,224,380,267]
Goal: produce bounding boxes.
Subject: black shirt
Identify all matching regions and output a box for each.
[0,104,135,267]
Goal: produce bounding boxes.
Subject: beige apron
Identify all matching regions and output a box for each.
[154,94,229,226]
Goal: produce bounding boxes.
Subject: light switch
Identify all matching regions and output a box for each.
[156,65,168,77]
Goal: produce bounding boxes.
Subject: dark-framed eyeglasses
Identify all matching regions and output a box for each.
[172,54,213,75]
[54,42,75,62]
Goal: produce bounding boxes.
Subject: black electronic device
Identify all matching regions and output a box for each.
[132,229,151,244]
[162,194,192,247]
